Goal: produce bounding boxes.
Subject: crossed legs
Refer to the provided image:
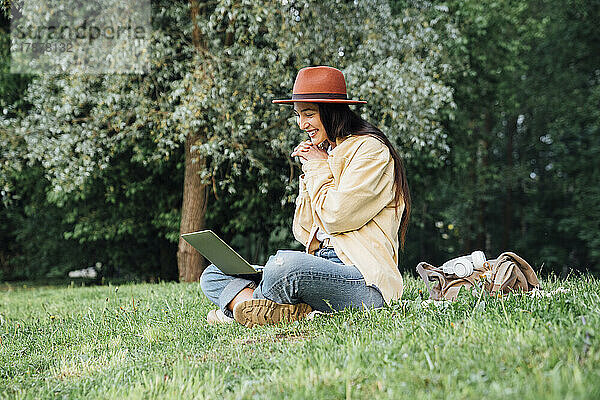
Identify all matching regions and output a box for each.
[200,249,384,322]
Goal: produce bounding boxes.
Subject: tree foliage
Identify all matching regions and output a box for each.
[405,0,600,272]
[2,0,598,281]
[1,0,456,279]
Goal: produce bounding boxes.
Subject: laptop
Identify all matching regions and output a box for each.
[181,230,263,275]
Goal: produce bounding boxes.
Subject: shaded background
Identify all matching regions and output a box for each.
[1,0,598,282]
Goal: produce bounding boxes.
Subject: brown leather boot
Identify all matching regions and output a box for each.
[233,299,312,328]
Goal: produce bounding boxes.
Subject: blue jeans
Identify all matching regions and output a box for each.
[200,248,385,318]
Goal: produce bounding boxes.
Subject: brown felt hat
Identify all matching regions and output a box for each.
[272,66,367,105]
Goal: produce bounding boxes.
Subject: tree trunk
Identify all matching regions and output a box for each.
[177,131,208,282]
[176,0,209,282]
[419,201,426,261]
[503,115,517,249]
[476,113,492,251]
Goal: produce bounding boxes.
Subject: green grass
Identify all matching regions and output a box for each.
[1,275,599,399]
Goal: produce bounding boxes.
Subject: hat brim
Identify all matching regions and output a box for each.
[272,98,367,105]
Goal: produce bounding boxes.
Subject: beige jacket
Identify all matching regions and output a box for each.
[292,134,404,304]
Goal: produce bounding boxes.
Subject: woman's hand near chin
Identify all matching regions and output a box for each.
[291,140,328,163]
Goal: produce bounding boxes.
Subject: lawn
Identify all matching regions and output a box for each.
[1,274,598,399]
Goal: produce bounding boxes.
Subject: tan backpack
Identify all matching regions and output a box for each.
[416,252,540,301]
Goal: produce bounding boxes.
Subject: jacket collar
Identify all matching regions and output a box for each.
[335,136,348,147]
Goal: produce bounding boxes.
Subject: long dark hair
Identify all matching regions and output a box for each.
[318,103,411,250]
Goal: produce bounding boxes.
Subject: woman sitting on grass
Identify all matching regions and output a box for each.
[200,66,411,327]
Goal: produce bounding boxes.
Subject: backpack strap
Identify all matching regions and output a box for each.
[490,257,515,294]
[499,252,540,290]
[511,264,529,291]
[444,285,463,301]
[444,279,475,300]
[416,262,446,300]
